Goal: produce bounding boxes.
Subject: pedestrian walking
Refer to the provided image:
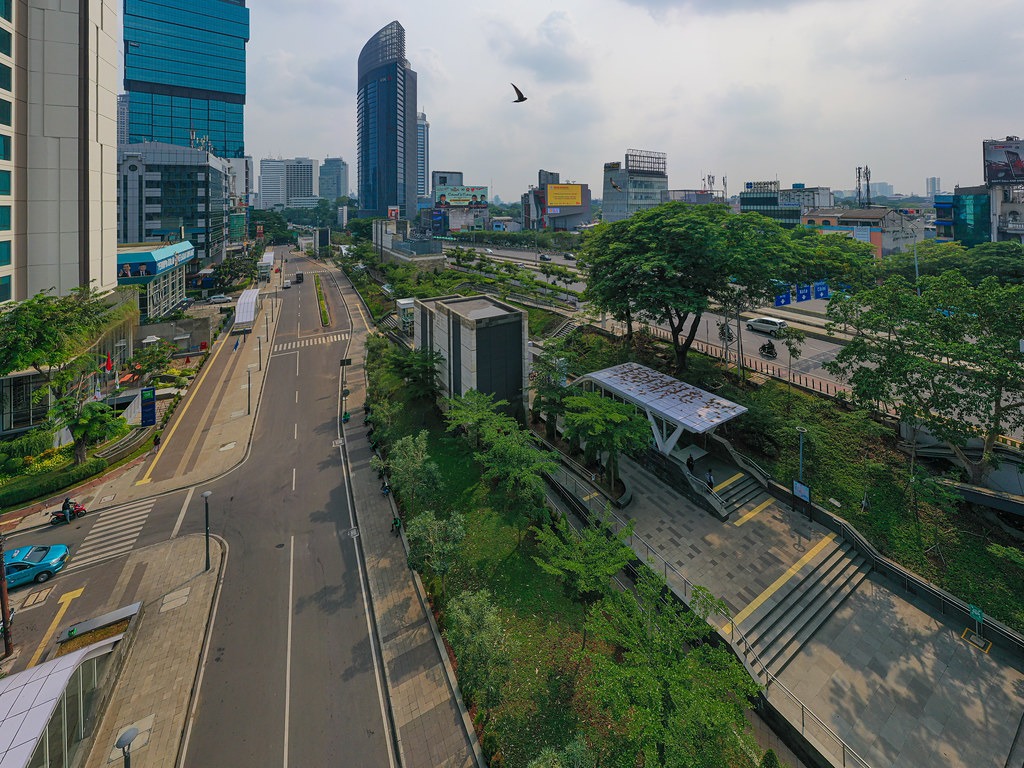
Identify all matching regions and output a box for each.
[391,515,402,536]
[705,470,714,489]
[686,454,695,475]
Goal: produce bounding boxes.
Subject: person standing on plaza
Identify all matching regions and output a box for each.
[705,470,714,489]
[686,454,695,475]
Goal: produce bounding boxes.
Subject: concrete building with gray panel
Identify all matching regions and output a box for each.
[413,295,528,419]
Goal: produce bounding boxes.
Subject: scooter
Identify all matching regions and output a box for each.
[49,502,87,525]
[759,343,778,360]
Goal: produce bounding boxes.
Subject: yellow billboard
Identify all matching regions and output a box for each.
[547,184,582,207]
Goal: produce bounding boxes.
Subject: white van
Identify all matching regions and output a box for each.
[746,317,788,336]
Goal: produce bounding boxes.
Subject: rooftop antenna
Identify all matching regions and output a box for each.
[865,165,872,208]
[856,166,862,207]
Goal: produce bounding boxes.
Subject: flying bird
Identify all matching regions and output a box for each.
[511,83,527,103]
[610,179,623,192]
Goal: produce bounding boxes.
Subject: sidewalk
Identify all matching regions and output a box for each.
[564,452,1024,768]
[333,267,483,768]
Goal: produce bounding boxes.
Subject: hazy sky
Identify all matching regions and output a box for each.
[245,0,1020,202]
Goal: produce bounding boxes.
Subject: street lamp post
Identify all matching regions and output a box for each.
[201,491,212,571]
[0,535,12,657]
[115,727,140,768]
[796,427,807,482]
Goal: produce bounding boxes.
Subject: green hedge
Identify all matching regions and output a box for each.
[2,429,54,459]
[0,457,107,509]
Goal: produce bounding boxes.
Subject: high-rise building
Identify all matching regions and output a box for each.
[117,93,130,146]
[123,0,250,159]
[286,157,316,201]
[357,21,418,219]
[0,1,120,304]
[602,150,668,223]
[259,159,286,209]
[118,143,231,265]
[227,156,255,206]
[320,157,349,201]
[416,111,429,198]
[926,177,941,199]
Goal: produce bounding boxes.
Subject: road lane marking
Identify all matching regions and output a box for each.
[724,533,836,635]
[137,325,232,485]
[293,423,297,440]
[28,588,83,668]
[172,487,195,538]
[734,498,774,527]
[291,468,296,492]
[295,390,298,403]
[284,536,294,768]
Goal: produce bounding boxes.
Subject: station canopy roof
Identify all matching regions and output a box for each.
[577,362,747,434]
[234,288,260,327]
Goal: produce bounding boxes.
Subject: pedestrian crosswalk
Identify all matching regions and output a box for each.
[66,498,154,572]
[273,332,349,352]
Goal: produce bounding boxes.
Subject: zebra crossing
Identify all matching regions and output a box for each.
[273,332,349,352]
[66,498,154,572]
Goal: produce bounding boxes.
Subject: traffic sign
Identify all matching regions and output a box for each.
[339,358,352,367]
[969,604,983,623]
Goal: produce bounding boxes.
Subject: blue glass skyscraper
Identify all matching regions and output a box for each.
[123,0,250,159]
[357,21,418,219]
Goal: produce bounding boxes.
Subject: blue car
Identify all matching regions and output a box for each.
[4,544,70,587]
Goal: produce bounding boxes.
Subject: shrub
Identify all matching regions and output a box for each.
[0,457,107,508]
[5,457,23,473]
[2,429,54,458]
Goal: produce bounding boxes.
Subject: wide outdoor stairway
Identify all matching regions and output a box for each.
[715,473,764,516]
[736,537,871,678]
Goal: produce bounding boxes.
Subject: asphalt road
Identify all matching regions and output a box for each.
[180,255,391,767]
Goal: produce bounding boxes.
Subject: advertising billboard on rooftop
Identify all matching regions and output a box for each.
[434,185,489,208]
[547,184,583,207]
[983,140,1024,184]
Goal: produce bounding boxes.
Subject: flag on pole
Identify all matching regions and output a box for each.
[105,351,113,372]
[233,339,239,351]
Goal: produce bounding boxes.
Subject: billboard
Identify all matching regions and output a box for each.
[547,184,582,207]
[434,185,489,208]
[387,206,400,220]
[983,140,1024,184]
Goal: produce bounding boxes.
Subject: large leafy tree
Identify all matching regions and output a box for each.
[533,513,635,650]
[444,589,511,729]
[370,430,441,516]
[879,239,1024,286]
[405,510,465,601]
[562,390,650,493]
[583,572,760,767]
[444,389,508,449]
[825,270,1024,484]
[0,288,127,464]
[530,339,572,442]
[389,347,444,402]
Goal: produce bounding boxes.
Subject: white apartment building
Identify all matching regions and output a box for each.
[0,1,120,303]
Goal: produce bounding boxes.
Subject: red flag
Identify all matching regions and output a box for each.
[185,356,191,365]
[105,352,113,372]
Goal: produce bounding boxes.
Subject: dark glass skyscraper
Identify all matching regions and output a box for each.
[357,21,418,218]
[123,0,250,159]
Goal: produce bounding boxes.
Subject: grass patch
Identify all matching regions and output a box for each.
[510,304,568,338]
[55,618,130,656]
[314,275,331,326]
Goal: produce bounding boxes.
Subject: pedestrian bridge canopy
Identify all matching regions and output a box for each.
[575,362,747,455]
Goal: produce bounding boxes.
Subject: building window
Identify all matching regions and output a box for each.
[0,170,10,195]
[0,64,9,92]
[0,28,10,57]
[0,99,10,126]
[0,275,9,302]
[0,0,9,21]
[0,240,9,266]
[0,206,10,230]
[0,134,9,161]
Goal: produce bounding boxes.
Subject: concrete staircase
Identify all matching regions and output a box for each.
[548,319,579,340]
[715,473,764,515]
[738,538,870,678]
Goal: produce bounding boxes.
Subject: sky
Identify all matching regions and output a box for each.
[245,0,1023,203]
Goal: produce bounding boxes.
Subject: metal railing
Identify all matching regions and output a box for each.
[543,460,873,768]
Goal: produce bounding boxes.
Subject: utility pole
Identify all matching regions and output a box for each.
[0,535,13,657]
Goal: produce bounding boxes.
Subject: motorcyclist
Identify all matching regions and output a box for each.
[760,340,777,356]
[61,497,73,523]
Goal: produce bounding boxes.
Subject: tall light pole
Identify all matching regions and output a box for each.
[115,727,139,768]
[201,491,212,571]
[0,535,12,657]
[796,427,807,482]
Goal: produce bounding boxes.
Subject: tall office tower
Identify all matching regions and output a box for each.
[117,93,130,146]
[0,1,120,303]
[319,157,349,201]
[416,111,429,198]
[285,157,316,201]
[123,0,250,159]
[259,159,286,209]
[356,21,418,218]
[926,177,941,198]
[227,156,255,206]
[602,149,668,223]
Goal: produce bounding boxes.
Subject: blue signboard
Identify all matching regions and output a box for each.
[813,280,831,300]
[774,288,792,307]
[140,387,157,427]
[796,284,812,302]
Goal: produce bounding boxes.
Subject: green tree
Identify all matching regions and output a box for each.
[347,217,376,241]
[444,389,508,449]
[50,398,124,465]
[527,737,597,768]
[389,347,444,401]
[475,423,559,538]
[777,325,807,409]
[444,589,511,728]
[533,513,635,650]
[825,271,1024,484]
[759,749,782,768]
[530,340,571,441]
[370,431,440,516]
[583,573,760,767]
[405,510,465,601]
[124,340,175,384]
[562,390,650,492]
